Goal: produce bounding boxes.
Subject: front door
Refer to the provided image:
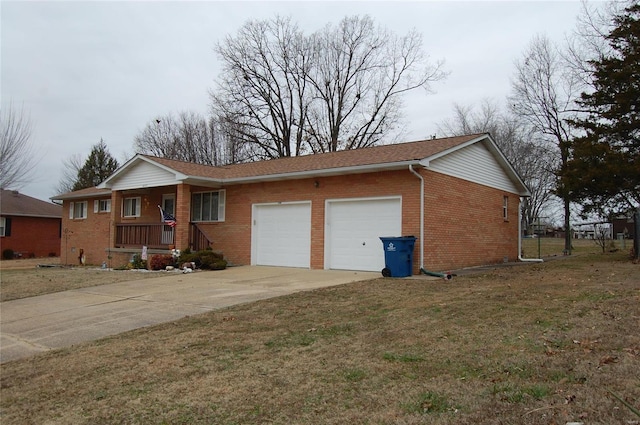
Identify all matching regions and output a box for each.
[161,194,176,245]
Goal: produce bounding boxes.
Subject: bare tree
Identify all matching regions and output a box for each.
[211,15,446,158]
[437,99,556,232]
[134,111,240,166]
[305,15,445,152]
[212,115,256,165]
[509,35,583,254]
[212,16,312,160]
[0,103,37,189]
[564,0,631,87]
[55,153,84,195]
[592,222,612,254]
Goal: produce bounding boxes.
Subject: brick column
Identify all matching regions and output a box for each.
[175,184,191,250]
[109,190,120,249]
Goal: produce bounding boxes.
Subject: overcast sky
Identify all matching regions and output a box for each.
[2,0,591,202]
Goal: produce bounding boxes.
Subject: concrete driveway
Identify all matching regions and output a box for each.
[0,266,379,363]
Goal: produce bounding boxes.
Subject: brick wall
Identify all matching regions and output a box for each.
[61,199,112,266]
[59,168,521,272]
[1,216,61,258]
[423,169,520,271]
[60,188,178,267]
[195,170,422,269]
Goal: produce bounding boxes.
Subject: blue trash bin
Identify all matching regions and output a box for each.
[379,236,417,277]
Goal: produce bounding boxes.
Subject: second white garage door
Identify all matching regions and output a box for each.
[325,197,402,271]
[252,202,311,268]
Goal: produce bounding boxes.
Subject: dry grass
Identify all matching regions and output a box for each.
[0,261,172,302]
[521,237,625,259]
[1,252,639,424]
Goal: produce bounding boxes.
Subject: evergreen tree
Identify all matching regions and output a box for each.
[72,139,119,191]
[565,3,640,215]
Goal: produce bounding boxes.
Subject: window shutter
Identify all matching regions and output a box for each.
[5,217,11,236]
[94,200,99,213]
[69,202,74,219]
[218,190,226,221]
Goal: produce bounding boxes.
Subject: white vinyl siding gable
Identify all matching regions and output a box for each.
[109,161,178,191]
[428,142,519,193]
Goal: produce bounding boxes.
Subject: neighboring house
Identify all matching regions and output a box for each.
[612,216,636,240]
[0,189,62,258]
[51,133,530,273]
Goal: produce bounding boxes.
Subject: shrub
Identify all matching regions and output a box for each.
[129,254,147,270]
[178,249,227,270]
[2,249,14,260]
[150,254,175,271]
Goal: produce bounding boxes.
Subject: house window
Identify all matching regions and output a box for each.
[503,196,509,221]
[0,217,6,237]
[191,190,225,222]
[70,201,88,219]
[94,199,111,213]
[123,197,141,217]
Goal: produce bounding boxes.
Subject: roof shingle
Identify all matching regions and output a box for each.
[145,134,485,180]
[0,189,62,218]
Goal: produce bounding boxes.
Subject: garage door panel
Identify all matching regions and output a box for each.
[327,198,401,271]
[254,203,311,268]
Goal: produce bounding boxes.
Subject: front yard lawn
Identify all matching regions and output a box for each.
[1,251,638,424]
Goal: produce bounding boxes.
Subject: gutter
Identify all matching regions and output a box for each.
[518,198,543,263]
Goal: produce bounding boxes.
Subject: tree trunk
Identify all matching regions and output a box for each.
[634,208,640,260]
[564,198,572,255]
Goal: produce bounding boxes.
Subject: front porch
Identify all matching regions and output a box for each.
[114,222,212,252]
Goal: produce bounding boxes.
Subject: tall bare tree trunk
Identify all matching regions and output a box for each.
[564,199,572,254]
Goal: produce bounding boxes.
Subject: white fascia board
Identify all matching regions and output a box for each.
[50,191,112,201]
[484,139,531,197]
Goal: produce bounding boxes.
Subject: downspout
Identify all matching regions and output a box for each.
[408,165,425,270]
[409,164,454,280]
[518,197,544,263]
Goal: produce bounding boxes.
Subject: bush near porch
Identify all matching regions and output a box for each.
[178,248,227,270]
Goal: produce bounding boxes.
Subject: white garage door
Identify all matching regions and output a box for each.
[325,197,402,271]
[252,202,311,268]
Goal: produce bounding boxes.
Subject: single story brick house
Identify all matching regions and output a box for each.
[51,133,530,274]
[0,189,62,258]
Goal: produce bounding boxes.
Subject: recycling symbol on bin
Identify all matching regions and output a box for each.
[386,242,396,251]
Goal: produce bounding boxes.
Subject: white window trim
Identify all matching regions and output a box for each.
[122,197,142,218]
[503,196,509,221]
[191,189,225,222]
[94,199,111,213]
[69,201,88,219]
[0,217,5,237]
